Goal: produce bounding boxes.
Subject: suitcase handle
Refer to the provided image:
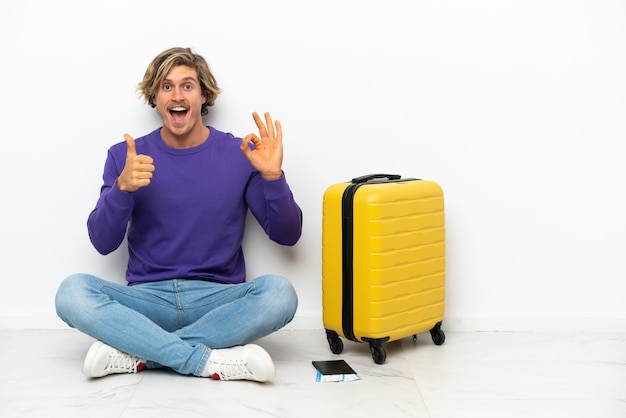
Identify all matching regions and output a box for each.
[351,174,401,184]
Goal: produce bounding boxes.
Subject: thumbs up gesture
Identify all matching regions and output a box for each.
[117,134,155,192]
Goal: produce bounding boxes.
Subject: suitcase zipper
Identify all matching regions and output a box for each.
[341,182,360,341]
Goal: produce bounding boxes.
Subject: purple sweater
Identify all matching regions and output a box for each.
[87,127,303,285]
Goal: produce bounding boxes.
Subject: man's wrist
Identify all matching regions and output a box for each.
[261,171,283,181]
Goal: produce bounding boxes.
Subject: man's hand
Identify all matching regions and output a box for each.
[240,112,283,180]
[117,133,155,192]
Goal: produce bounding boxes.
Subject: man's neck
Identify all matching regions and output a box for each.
[160,125,210,149]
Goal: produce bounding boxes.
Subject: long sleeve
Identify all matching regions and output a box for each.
[87,148,135,255]
[246,172,303,246]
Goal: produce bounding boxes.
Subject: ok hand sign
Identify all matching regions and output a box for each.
[117,134,155,192]
[240,112,283,181]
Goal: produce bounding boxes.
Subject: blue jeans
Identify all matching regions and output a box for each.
[55,274,298,376]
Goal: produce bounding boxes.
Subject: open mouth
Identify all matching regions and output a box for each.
[169,106,188,124]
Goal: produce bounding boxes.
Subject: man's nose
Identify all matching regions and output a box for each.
[172,87,184,100]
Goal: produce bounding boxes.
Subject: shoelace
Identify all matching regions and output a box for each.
[105,350,143,374]
[210,359,253,380]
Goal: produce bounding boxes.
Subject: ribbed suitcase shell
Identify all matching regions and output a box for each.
[322,175,445,363]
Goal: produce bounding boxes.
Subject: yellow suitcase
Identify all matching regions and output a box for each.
[322,174,446,364]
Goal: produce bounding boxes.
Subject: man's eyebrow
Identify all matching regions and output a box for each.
[162,77,198,83]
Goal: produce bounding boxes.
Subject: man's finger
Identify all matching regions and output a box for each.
[264,112,275,139]
[252,112,267,138]
[124,133,137,157]
[274,119,282,143]
[240,135,254,154]
[244,133,261,148]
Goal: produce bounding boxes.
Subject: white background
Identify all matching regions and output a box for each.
[0,0,624,331]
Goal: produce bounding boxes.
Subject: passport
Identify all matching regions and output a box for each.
[312,359,360,382]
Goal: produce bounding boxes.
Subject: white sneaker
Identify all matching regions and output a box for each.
[82,341,146,378]
[204,344,275,382]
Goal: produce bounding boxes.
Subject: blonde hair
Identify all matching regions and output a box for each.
[138,47,221,116]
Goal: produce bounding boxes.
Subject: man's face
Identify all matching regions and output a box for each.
[153,65,206,139]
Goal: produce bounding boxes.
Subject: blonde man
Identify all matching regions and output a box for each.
[56,47,302,382]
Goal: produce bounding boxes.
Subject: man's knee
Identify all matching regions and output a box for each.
[256,275,298,325]
[55,273,100,325]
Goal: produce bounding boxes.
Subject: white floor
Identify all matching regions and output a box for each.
[1,329,625,417]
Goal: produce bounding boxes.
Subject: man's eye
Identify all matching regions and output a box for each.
[184,85,193,91]
[163,85,171,91]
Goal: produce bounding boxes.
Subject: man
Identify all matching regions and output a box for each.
[55,47,302,382]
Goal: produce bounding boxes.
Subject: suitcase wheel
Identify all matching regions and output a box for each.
[362,337,390,364]
[429,321,446,346]
[369,344,386,364]
[325,330,344,354]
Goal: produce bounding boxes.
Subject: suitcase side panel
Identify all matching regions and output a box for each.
[352,180,445,341]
